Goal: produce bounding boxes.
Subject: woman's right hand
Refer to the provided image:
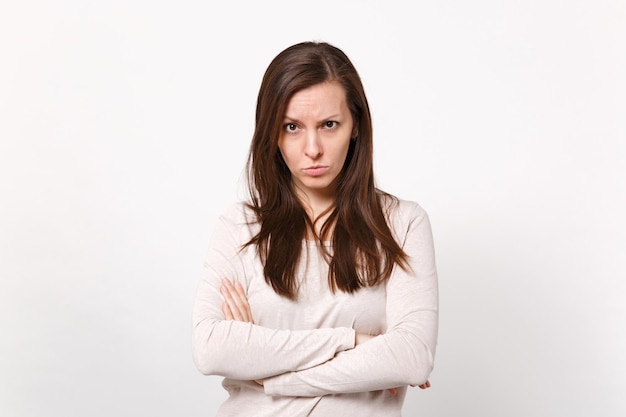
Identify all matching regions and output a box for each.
[355,333,374,345]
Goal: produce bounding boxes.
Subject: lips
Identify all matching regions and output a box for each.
[303,166,329,177]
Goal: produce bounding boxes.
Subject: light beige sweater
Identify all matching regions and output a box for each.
[192,198,438,416]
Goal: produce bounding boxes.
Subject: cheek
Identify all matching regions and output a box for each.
[337,141,352,162]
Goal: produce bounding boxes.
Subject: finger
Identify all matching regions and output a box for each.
[387,388,398,396]
[228,281,250,322]
[222,301,233,320]
[221,281,245,321]
[355,333,374,345]
[234,281,253,322]
[418,380,431,389]
[221,279,252,322]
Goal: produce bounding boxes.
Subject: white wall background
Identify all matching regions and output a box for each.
[1,1,624,416]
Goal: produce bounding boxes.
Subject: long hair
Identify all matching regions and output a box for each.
[246,41,408,300]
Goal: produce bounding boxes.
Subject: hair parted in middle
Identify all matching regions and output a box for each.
[245,41,408,300]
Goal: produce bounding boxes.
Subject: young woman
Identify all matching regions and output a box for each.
[192,41,438,416]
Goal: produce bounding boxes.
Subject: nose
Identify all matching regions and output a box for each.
[304,130,323,159]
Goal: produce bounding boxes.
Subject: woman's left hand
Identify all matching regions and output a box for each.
[220,278,263,386]
[387,380,431,396]
[417,380,431,389]
[220,278,253,323]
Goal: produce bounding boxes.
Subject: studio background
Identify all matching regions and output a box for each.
[1,1,624,416]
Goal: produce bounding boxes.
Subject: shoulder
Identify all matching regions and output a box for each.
[218,201,259,224]
[214,201,260,240]
[379,193,431,239]
[380,193,429,224]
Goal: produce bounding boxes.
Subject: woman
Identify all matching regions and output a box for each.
[192,41,438,416]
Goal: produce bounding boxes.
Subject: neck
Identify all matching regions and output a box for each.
[295,192,336,239]
[294,186,335,218]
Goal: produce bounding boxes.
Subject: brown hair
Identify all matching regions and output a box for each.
[246,41,408,299]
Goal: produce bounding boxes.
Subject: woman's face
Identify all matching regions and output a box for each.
[278,81,354,206]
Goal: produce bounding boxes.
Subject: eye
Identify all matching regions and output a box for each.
[284,123,299,133]
[323,121,338,129]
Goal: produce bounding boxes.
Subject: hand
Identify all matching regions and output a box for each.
[416,380,431,390]
[387,379,431,397]
[220,278,261,385]
[220,278,253,323]
[355,333,374,345]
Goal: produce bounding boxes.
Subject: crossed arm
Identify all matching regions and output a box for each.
[193,202,438,396]
[220,277,432,393]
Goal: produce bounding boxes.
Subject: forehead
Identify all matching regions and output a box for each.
[284,81,349,118]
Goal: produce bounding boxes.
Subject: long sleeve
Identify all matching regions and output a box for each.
[192,204,356,380]
[263,202,438,396]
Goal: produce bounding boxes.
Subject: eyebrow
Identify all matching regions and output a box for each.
[283,114,342,123]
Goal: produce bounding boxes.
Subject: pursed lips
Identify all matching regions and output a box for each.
[303,166,329,176]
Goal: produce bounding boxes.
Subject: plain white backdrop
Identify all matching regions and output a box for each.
[1,1,625,416]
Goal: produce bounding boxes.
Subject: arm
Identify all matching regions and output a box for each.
[220,279,430,393]
[262,203,439,397]
[192,207,356,380]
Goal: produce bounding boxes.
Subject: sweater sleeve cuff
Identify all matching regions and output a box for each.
[339,327,356,351]
[263,372,287,396]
